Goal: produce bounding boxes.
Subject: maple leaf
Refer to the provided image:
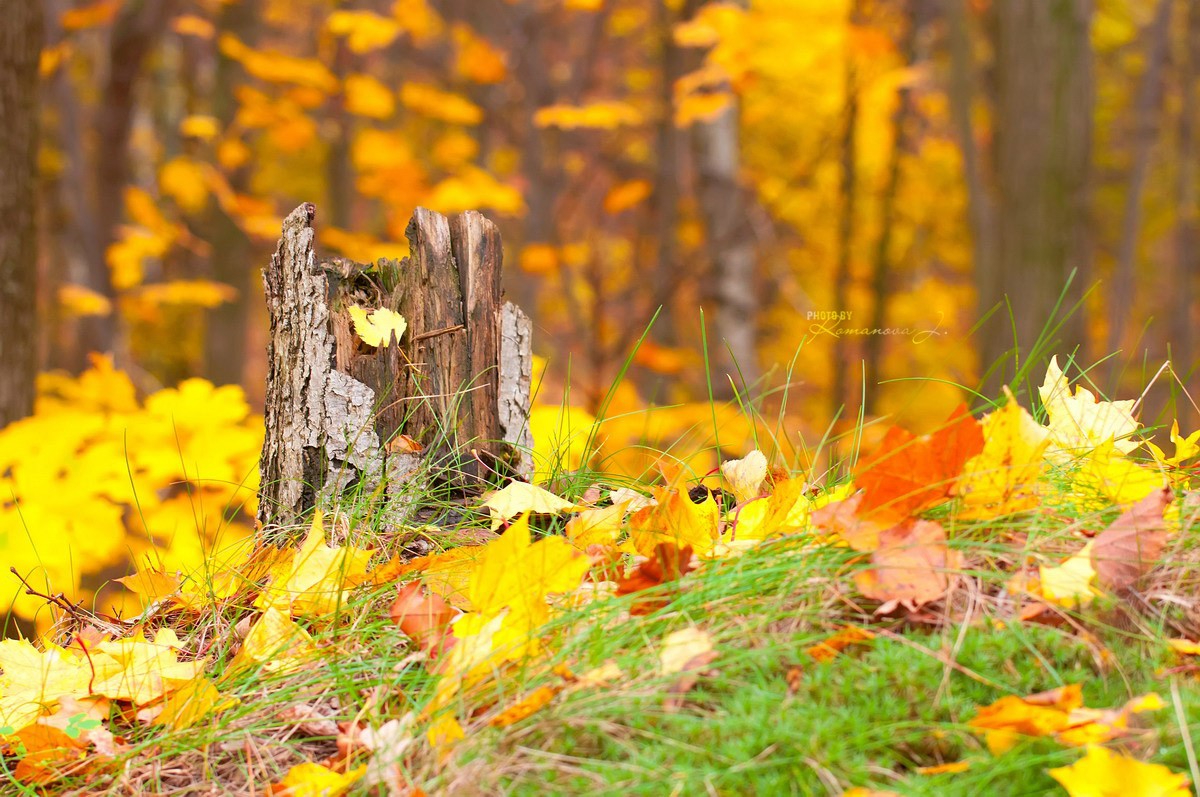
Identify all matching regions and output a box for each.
[565,502,630,549]
[229,608,317,675]
[0,641,93,734]
[615,543,695,615]
[1039,356,1140,463]
[1090,487,1172,593]
[389,581,458,657]
[254,511,374,617]
[853,403,983,523]
[396,545,484,610]
[148,676,237,730]
[268,761,366,797]
[481,480,578,531]
[954,392,1051,518]
[1047,746,1189,797]
[628,487,720,558]
[348,305,407,348]
[1147,420,1200,468]
[854,519,960,612]
[89,629,207,705]
[1073,440,1164,507]
[1039,542,1098,609]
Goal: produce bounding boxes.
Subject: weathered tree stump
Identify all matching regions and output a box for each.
[256,203,531,537]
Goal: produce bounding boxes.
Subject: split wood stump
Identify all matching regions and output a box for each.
[256,203,532,538]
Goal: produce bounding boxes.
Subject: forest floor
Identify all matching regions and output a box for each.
[3,365,1200,796]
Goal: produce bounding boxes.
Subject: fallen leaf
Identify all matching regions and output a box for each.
[806,626,875,663]
[721,450,768,503]
[268,761,366,797]
[488,685,560,727]
[615,543,695,615]
[954,391,1051,518]
[481,481,578,531]
[1039,543,1098,609]
[628,488,720,557]
[390,582,458,657]
[854,520,959,611]
[1039,356,1140,463]
[1091,487,1172,592]
[1047,746,1189,797]
[660,627,715,675]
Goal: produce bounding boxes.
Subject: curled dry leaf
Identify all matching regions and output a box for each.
[1091,486,1172,593]
[721,449,768,503]
[390,582,458,658]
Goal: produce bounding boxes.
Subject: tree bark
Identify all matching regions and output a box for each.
[0,0,42,426]
[1170,0,1200,427]
[831,0,861,420]
[258,205,532,536]
[980,0,1094,398]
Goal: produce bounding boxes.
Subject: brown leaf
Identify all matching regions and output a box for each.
[1091,487,1172,592]
[810,492,889,552]
[854,520,959,611]
[389,582,458,656]
[615,543,695,615]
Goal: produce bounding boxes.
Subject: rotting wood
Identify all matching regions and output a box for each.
[257,203,532,538]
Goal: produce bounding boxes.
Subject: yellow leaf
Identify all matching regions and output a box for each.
[133,279,237,308]
[518,243,559,275]
[675,91,734,126]
[401,546,486,610]
[274,762,366,797]
[327,10,402,53]
[468,514,590,618]
[179,114,220,141]
[955,391,1050,518]
[425,168,524,216]
[629,488,720,558]
[218,34,336,93]
[1168,638,1200,655]
[348,305,408,348]
[230,608,316,675]
[721,450,767,503]
[57,284,112,317]
[0,641,93,734]
[171,14,215,39]
[481,481,578,530]
[603,179,652,214]
[399,82,483,124]
[1073,440,1163,507]
[660,627,714,675]
[1039,356,1140,463]
[565,502,629,549]
[1039,542,1097,608]
[152,676,237,730]
[217,137,251,170]
[452,23,507,84]
[1047,746,1189,797]
[159,157,210,213]
[90,629,207,705]
[344,73,395,119]
[488,685,559,727]
[60,0,120,31]
[533,101,642,130]
[254,512,374,617]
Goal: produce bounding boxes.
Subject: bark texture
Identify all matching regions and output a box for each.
[258,205,531,535]
[980,0,1094,395]
[0,0,42,426]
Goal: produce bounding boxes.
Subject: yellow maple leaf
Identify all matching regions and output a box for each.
[1039,542,1098,609]
[0,641,93,734]
[628,488,720,558]
[273,761,366,797]
[1047,746,1189,797]
[481,481,578,531]
[1073,440,1164,507]
[152,676,238,730]
[229,608,316,675]
[90,629,207,705]
[327,10,402,53]
[954,391,1050,519]
[1147,420,1200,468]
[1039,356,1139,464]
[348,305,408,348]
[343,73,395,119]
[254,512,374,617]
[468,514,590,621]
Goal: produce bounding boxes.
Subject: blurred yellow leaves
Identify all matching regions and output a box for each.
[534,101,643,130]
[343,74,395,119]
[1048,747,1189,797]
[327,11,403,54]
[218,34,336,94]
[272,762,366,797]
[400,82,483,125]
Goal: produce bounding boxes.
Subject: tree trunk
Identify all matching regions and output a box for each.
[257,205,531,537]
[831,0,861,421]
[1170,0,1200,428]
[0,0,42,426]
[980,0,1094,398]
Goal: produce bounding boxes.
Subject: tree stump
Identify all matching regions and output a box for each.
[256,203,532,538]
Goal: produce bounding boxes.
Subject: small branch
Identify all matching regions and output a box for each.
[411,324,464,343]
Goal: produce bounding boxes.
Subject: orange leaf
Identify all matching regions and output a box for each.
[853,404,983,523]
[615,543,695,615]
[389,582,458,657]
[487,685,559,728]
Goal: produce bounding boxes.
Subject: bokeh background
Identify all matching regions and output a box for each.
[1,0,1198,627]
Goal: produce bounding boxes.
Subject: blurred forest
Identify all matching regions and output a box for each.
[3,0,1200,440]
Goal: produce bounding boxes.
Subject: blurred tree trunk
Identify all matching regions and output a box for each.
[1106,0,1171,364]
[691,1,758,399]
[651,0,686,348]
[204,0,257,386]
[831,0,862,420]
[974,0,1093,398]
[88,0,172,361]
[0,0,42,426]
[1170,0,1199,426]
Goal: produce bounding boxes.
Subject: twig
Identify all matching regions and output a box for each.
[412,324,464,343]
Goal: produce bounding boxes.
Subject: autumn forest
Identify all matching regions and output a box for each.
[1,0,1200,794]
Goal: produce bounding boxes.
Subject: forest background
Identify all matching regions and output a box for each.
[0,0,1198,627]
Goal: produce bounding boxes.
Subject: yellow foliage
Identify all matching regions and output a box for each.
[399,82,483,125]
[452,23,507,84]
[132,280,237,309]
[533,101,643,130]
[218,34,337,94]
[327,10,402,53]
[57,284,112,317]
[343,73,395,119]
[425,168,524,216]
[1048,746,1189,797]
[179,114,220,141]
